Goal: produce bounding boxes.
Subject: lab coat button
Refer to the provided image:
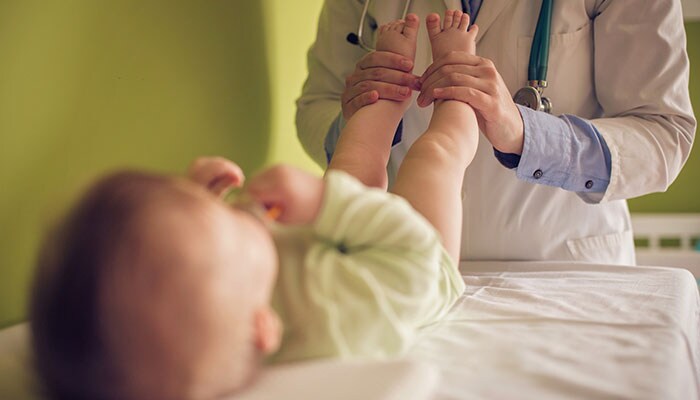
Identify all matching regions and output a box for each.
[533,169,543,179]
[585,180,594,189]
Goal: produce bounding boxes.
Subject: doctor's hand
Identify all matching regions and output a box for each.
[418,52,524,155]
[341,51,421,120]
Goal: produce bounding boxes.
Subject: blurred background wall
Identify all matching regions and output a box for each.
[0,1,276,328]
[0,1,697,328]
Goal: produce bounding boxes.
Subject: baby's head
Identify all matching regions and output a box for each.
[30,170,281,400]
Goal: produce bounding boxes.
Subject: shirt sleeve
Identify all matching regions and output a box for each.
[494,104,613,204]
[323,113,345,164]
[303,170,464,358]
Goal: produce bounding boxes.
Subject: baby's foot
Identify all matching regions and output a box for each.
[375,13,419,62]
[426,10,478,61]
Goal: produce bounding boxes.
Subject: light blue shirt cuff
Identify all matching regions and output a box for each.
[324,113,347,165]
[515,105,612,203]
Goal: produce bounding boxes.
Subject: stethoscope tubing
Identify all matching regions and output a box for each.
[529,0,553,84]
[352,0,411,51]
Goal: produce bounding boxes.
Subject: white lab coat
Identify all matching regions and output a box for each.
[296,0,696,264]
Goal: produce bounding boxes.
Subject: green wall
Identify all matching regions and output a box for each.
[0,1,271,328]
[263,0,324,174]
[627,22,700,213]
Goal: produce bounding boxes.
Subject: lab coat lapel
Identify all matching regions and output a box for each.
[468,0,515,44]
[442,0,462,11]
[369,1,404,25]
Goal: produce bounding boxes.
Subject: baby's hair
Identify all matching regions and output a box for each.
[30,171,176,400]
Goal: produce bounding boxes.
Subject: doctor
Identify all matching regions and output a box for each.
[296,0,696,264]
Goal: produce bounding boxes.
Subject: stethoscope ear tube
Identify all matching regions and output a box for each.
[347,0,413,52]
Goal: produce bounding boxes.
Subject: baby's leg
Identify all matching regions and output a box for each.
[328,15,419,190]
[390,10,479,262]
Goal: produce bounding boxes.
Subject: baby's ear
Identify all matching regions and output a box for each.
[187,157,245,197]
[253,307,282,355]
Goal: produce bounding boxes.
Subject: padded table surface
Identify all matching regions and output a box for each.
[2,261,698,399]
[407,261,700,399]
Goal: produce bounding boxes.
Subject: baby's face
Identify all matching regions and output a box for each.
[101,177,280,397]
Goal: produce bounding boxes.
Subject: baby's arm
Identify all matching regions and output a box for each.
[327,15,420,190]
[390,11,479,262]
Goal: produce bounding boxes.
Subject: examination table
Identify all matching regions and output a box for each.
[1,261,698,399]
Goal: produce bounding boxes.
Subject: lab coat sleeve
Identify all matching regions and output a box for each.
[591,0,696,202]
[295,0,367,167]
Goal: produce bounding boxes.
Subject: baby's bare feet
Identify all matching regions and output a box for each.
[375,13,419,62]
[426,10,478,61]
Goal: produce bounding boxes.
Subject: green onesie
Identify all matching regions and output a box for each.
[269,170,465,364]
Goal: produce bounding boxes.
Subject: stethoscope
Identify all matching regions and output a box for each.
[512,0,554,113]
[346,0,554,114]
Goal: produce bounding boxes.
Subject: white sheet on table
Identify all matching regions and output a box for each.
[408,261,700,400]
[2,261,698,400]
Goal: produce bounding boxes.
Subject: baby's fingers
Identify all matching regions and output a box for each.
[245,165,325,225]
[188,157,245,197]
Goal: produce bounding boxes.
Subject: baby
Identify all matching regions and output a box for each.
[30,10,478,400]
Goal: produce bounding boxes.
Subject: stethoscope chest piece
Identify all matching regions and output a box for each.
[513,0,554,114]
[513,84,552,114]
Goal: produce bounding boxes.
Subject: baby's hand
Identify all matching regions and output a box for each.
[426,10,478,61]
[245,165,325,226]
[375,13,419,66]
[187,156,245,197]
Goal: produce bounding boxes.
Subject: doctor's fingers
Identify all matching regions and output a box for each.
[430,86,495,116]
[341,81,412,118]
[356,50,414,72]
[345,67,421,91]
[417,71,498,107]
[420,63,497,95]
[420,52,489,84]
[341,90,379,120]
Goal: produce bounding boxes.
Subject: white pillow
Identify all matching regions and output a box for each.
[0,323,439,400]
[232,359,439,400]
[0,323,40,400]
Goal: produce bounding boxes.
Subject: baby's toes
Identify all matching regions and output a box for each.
[403,13,419,39]
[458,13,470,31]
[467,23,479,39]
[426,13,442,39]
[452,10,463,29]
[393,20,405,32]
[443,9,454,29]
